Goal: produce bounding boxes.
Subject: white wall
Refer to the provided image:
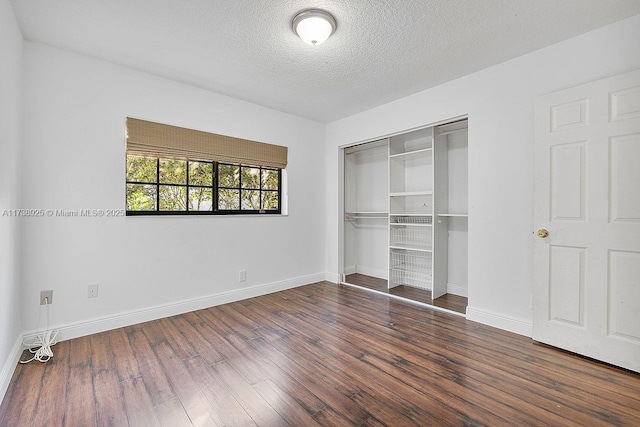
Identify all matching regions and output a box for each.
[0,0,24,398]
[325,14,640,335]
[20,42,326,339]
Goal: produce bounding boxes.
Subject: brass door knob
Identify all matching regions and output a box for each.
[537,229,549,238]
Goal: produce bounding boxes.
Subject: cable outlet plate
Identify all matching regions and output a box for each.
[88,284,99,298]
[239,270,247,282]
[40,290,53,305]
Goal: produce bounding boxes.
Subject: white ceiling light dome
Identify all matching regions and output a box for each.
[292,9,337,46]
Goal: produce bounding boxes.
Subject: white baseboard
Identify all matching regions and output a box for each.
[355,265,388,280]
[447,282,468,297]
[0,334,23,403]
[325,272,341,283]
[344,265,356,275]
[23,272,325,343]
[466,306,533,337]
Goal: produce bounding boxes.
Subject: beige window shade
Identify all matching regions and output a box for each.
[126,118,288,169]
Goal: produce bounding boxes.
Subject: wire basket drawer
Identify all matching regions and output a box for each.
[390,225,432,250]
[389,249,432,289]
[391,215,432,225]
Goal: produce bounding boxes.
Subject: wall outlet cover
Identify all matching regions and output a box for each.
[40,290,53,305]
[88,284,99,298]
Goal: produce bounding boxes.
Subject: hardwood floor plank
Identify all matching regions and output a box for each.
[152,341,223,427]
[349,387,439,427]
[311,406,359,427]
[223,333,270,385]
[68,335,92,367]
[93,369,128,427]
[156,316,198,360]
[64,363,96,427]
[0,362,45,426]
[210,360,288,426]
[166,314,225,364]
[190,311,267,384]
[184,355,257,427]
[121,376,162,427]
[154,398,193,427]
[250,336,372,425]
[141,319,169,347]
[253,379,322,427]
[244,348,327,417]
[31,341,70,427]
[232,298,291,335]
[126,328,176,407]
[90,332,115,373]
[214,303,260,340]
[110,328,141,382]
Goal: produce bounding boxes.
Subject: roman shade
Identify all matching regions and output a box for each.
[126,118,288,169]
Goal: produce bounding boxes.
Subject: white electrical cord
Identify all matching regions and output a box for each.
[20,297,58,364]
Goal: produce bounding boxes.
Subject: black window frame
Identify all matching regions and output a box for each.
[125,155,282,216]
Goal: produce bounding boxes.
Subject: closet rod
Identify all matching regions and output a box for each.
[438,127,468,136]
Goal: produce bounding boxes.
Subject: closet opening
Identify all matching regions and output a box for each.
[341,118,468,315]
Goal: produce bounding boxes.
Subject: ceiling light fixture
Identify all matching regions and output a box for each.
[292,9,336,46]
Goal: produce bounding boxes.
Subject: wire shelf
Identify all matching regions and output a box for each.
[390,225,432,249]
[390,215,432,224]
[389,249,432,289]
[389,268,432,290]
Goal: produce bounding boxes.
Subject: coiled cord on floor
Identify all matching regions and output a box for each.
[20,297,58,364]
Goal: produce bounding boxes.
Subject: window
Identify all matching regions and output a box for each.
[126,155,281,214]
[217,163,280,211]
[125,117,287,216]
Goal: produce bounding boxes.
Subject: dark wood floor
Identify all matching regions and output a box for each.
[346,273,468,314]
[1,281,639,426]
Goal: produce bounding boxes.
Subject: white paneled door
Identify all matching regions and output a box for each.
[534,69,640,372]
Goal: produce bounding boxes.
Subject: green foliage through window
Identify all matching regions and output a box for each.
[126,155,281,215]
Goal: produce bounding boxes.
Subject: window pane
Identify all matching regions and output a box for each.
[241,166,260,189]
[188,188,213,211]
[218,189,239,210]
[159,159,187,184]
[261,169,279,190]
[189,161,213,186]
[219,164,239,188]
[261,191,279,210]
[241,190,260,210]
[126,155,157,183]
[159,185,187,211]
[126,184,157,211]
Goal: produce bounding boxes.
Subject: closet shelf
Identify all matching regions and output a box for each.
[390,191,433,197]
[437,213,468,217]
[389,244,433,253]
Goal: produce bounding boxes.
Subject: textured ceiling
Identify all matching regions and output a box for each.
[9,0,640,123]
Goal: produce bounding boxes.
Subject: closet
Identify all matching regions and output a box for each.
[344,140,389,281]
[342,118,468,314]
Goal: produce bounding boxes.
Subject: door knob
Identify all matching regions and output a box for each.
[537,229,549,238]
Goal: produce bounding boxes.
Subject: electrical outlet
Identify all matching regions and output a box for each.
[88,284,99,298]
[40,290,53,305]
[239,270,247,282]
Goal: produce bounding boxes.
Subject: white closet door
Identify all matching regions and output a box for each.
[533,68,640,372]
